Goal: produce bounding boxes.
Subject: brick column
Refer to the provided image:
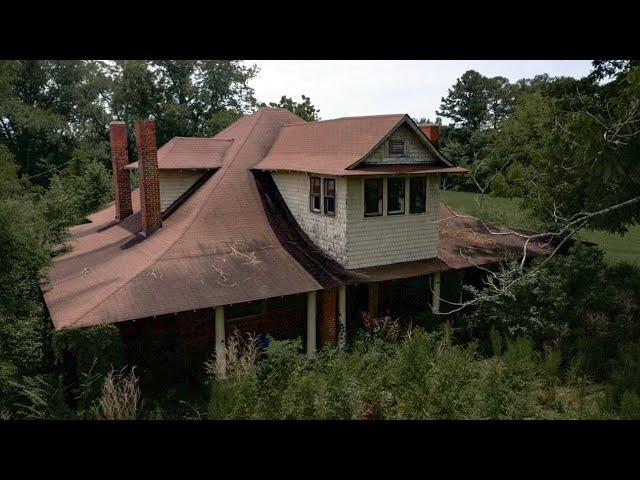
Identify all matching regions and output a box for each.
[338,285,346,348]
[319,288,338,347]
[134,119,162,237]
[109,121,133,221]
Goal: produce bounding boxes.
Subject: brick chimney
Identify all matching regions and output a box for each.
[420,124,440,148]
[134,119,162,236]
[109,121,133,221]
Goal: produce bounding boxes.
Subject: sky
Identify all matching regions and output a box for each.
[246,60,593,123]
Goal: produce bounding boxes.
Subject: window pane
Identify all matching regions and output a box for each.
[324,196,335,215]
[364,179,383,216]
[310,177,321,212]
[388,178,405,214]
[409,177,427,213]
[310,177,321,194]
[323,178,335,197]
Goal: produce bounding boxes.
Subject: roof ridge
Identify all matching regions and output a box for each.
[68,111,266,328]
[280,113,405,128]
[171,136,233,141]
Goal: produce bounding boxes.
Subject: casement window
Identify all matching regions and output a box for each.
[364,178,384,217]
[387,177,405,215]
[323,178,336,216]
[388,139,406,157]
[310,176,321,213]
[409,176,427,214]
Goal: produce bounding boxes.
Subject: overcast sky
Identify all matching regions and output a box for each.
[246,60,593,123]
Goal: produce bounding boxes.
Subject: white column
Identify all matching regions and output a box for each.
[306,291,317,357]
[338,285,347,349]
[432,272,441,314]
[215,305,226,376]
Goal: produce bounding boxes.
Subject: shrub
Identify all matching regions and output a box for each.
[97,367,142,420]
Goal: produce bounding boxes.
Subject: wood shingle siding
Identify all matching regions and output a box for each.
[159,170,204,212]
[272,171,348,265]
[363,123,438,165]
[345,175,440,269]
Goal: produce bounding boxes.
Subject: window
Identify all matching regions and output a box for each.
[310,176,321,212]
[364,178,383,217]
[388,139,406,156]
[388,177,405,215]
[323,178,335,216]
[409,177,427,214]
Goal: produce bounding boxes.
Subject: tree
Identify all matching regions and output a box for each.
[0,60,111,186]
[260,95,320,122]
[490,64,640,234]
[436,70,517,191]
[0,146,53,412]
[107,60,259,145]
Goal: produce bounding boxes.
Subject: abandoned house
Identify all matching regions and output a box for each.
[41,108,550,371]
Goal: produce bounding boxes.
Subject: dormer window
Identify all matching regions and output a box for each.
[323,178,335,216]
[388,178,405,215]
[388,139,406,157]
[310,176,321,212]
[364,178,383,217]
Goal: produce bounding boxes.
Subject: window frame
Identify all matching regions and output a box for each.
[309,176,321,213]
[387,177,406,215]
[363,178,384,217]
[409,176,427,214]
[323,178,336,216]
[387,139,407,157]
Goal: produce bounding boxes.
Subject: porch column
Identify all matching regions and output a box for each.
[338,285,347,349]
[215,305,226,375]
[306,291,317,357]
[368,282,379,318]
[431,272,441,314]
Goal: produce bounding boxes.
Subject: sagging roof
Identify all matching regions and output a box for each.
[254,113,458,175]
[125,137,233,170]
[43,108,323,330]
[42,108,547,331]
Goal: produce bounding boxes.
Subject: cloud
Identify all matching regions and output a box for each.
[246,60,593,123]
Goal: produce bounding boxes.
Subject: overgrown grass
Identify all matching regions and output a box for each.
[205,322,620,420]
[442,190,640,265]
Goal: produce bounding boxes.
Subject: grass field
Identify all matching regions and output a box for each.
[443,190,640,265]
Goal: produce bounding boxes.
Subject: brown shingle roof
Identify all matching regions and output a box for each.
[43,108,322,330]
[254,113,457,175]
[125,137,233,170]
[41,109,547,331]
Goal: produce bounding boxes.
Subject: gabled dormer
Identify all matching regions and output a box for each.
[254,114,466,270]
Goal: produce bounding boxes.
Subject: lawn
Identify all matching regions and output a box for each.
[442,190,640,265]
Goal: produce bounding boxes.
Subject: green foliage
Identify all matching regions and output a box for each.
[206,326,615,420]
[40,153,113,241]
[0,147,53,413]
[53,324,125,378]
[108,60,258,144]
[259,95,320,122]
[209,330,616,419]
[437,70,515,130]
[620,391,640,419]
